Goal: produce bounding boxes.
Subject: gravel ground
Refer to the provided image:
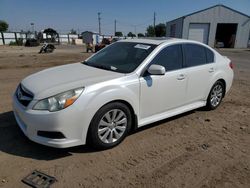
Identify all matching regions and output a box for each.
[0,45,249,188]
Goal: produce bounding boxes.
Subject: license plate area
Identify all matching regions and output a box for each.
[22,170,57,188]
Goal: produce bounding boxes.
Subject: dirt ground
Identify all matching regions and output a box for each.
[0,45,249,188]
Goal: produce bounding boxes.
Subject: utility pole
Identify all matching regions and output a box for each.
[114,19,117,36]
[153,12,156,36]
[134,25,137,37]
[30,23,34,34]
[153,12,156,28]
[98,12,101,35]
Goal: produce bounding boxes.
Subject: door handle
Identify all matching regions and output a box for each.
[209,68,215,73]
[177,74,185,80]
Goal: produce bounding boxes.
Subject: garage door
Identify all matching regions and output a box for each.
[188,23,210,44]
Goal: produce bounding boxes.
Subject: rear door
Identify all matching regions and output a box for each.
[183,43,216,104]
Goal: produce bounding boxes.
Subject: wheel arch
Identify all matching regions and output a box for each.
[206,78,227,102]
[216,78,226,97]
[105,99,138,131]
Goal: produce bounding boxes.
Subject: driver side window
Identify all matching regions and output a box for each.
[150,44,183,71]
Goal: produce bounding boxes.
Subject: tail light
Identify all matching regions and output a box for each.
[229,61,233,69]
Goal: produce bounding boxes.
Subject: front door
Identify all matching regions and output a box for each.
[139,44,187,119]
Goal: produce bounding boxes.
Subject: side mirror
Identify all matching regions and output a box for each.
[147,64,166,75]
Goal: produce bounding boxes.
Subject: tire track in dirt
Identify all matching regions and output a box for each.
[69,130,218,187]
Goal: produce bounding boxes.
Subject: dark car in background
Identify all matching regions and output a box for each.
[94,38,111,52]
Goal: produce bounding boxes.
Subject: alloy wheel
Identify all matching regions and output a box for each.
[97,109,127,144]
[210,84,223,107]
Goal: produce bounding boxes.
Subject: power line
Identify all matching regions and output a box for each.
[102,21,113,26]
[116,18,153,28]
[135,18,154,26]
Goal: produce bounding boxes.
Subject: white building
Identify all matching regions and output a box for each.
[166,4,250,48]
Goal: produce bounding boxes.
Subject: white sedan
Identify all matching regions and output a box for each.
[13,38,234,149]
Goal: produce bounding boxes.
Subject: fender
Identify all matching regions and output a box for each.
[204,67,228,100]
[77,75,140,143]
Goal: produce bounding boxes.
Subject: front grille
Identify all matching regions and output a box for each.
[16,84,34,107]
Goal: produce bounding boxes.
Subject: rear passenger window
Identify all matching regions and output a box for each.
[184,44,206,67]
[206,48,214,63]
[150,45,183,71]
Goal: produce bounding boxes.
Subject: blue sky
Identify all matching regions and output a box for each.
[0,0,249,35]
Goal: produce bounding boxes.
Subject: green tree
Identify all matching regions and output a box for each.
[146,25,155,37]
[127,32,136,37]
[69,29,77,34]
[0,20,9,32]
[155,23,166,37]
[43,28,59,42]
[115,31,123,37]
[137,33,145,37]
[37,32,43,42]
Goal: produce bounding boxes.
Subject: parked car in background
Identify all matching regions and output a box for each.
[111,37,121,43]
[13,38,233,149]
[94,38,111,52]
[215,41,224,48]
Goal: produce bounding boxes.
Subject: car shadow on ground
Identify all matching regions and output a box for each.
[0,109,196,161]
[0,111,99,160]
[131,110,195,134]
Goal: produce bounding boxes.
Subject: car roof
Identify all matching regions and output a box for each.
[119,37,190,45]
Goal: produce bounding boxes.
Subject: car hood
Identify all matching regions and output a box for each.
[21,63,124,100]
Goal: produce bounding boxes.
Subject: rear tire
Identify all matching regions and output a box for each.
[88,102,132,149]
[206,80,225,110]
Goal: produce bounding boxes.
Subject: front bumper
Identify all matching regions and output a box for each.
[12,95,86,148]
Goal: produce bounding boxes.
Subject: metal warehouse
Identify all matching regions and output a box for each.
[166,4,250,48]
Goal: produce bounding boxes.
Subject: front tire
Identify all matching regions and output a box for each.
[88,102,132,149]
[206,81,225,110]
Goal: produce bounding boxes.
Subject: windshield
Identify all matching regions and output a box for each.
[83,42,156,73]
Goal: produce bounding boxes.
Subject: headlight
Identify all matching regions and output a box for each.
[33,88,84,112]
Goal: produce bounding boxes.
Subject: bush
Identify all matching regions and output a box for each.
[9,38,23,46]
[9,41,17,46]
[25,39,39,47]
[16,38,23,46]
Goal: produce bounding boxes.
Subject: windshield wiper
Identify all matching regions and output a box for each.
[84,62,112,71]
[83,61,119,72]
[92,64,112,71]
[83,61,90,65]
